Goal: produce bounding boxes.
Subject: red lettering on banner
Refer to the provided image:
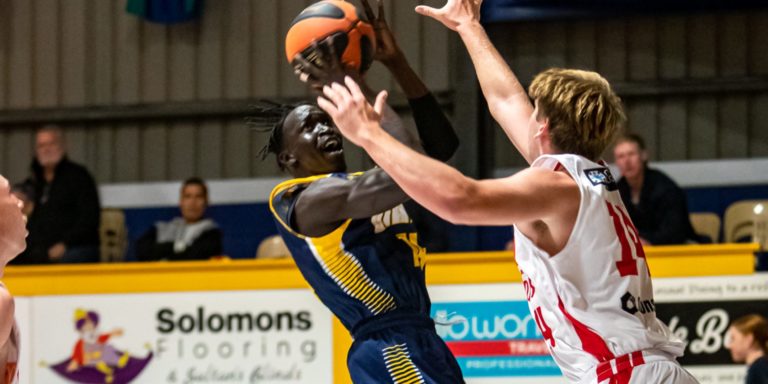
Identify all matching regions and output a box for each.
[446,339,550,357]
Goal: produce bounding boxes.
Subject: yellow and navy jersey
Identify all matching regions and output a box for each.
[269,173,430,332]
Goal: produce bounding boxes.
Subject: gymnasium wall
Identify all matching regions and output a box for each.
[0,0,452,184]
[488,11,768,167]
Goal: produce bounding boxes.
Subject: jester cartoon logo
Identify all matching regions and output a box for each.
[40,309,153,384]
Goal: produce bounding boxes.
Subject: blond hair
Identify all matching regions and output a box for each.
[529,68,626,161]
[731,314,768,354]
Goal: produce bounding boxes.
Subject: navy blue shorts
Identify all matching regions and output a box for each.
[347,311,464,384]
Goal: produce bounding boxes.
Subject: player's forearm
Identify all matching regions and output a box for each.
[378,101,422,151]
[456,22,535,161]
[408,93,459,161]
[385,53,458,161]
[384,54,429,99]
[457,23,527,109]
[360,126,474,224]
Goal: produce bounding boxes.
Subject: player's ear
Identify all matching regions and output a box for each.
[278,151,297,170]
[534,118,550,140]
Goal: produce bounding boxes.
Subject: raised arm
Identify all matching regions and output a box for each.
[416,0,536,163]
[318,78,579,226]
[363,0,459,161]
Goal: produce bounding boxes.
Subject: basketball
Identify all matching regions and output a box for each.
[285,0,376,74]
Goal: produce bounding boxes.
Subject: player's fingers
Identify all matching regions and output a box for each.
[344,76,366,104]
[315,39,334,68]
[377,0,387,22]
[322,85,343,108]
[360,0,376,22]
[317,96,338,117]
[325,36,342,68]
[326,83,349,108]
[293,55,325,80]
[331,82,353,106]
[414,5,440,19]
[373,90,389,116]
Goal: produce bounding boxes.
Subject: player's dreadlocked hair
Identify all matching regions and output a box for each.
[246,100,302,171]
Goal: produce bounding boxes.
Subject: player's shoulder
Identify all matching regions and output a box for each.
[515,166,579,189]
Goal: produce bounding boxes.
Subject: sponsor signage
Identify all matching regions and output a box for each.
[428,276,767,383]
[432,301,561,378]
[429,284,562,383]
[25,290,333,384]
[653,275,768,384]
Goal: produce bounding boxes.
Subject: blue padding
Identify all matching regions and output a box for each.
[481,0,768,23]
[475,184,768,251]
[122,184,768,259]
[124,203,277,261]
[686,185,768,217]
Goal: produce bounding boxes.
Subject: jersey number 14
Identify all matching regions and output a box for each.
[606,202,648,277]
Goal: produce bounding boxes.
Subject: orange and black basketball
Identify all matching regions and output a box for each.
[285,0,376,74]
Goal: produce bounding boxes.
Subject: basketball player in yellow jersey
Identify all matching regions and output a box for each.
[263,2,465,382]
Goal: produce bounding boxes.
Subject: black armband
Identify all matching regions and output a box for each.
[408,93,459,162]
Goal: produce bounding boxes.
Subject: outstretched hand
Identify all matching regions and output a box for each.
[415,0,483,32]
[292,35,362,94]
[317,77,388,147]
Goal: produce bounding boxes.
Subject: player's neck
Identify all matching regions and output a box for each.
[746,349,765,365]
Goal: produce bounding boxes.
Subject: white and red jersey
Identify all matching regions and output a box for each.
[514,154,686,383]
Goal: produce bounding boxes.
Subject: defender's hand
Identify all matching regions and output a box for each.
[292,35,362,94]
[415,0,483,32]
[317,77,388,147]
[360,0,403,66]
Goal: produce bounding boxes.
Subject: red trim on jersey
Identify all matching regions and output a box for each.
[554,162,565,172]
[596,351,646,384]
[446,339,550,357]
[557,296,614,363]
[557,297,645,383]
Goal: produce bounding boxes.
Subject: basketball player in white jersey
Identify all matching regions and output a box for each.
[0,175,26,383]
[314,1,697,382]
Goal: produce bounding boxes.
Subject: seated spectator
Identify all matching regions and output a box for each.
[726,314,768,384]
[14,126,101,264]
[136,178,222,261]
[613,133,700,245]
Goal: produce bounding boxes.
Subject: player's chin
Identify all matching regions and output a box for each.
[324,151,347,171]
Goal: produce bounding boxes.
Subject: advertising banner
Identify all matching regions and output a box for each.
[428,275,767,384]
[653,274,768,384]
[26,290,333,384]
[429,283,561,384]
